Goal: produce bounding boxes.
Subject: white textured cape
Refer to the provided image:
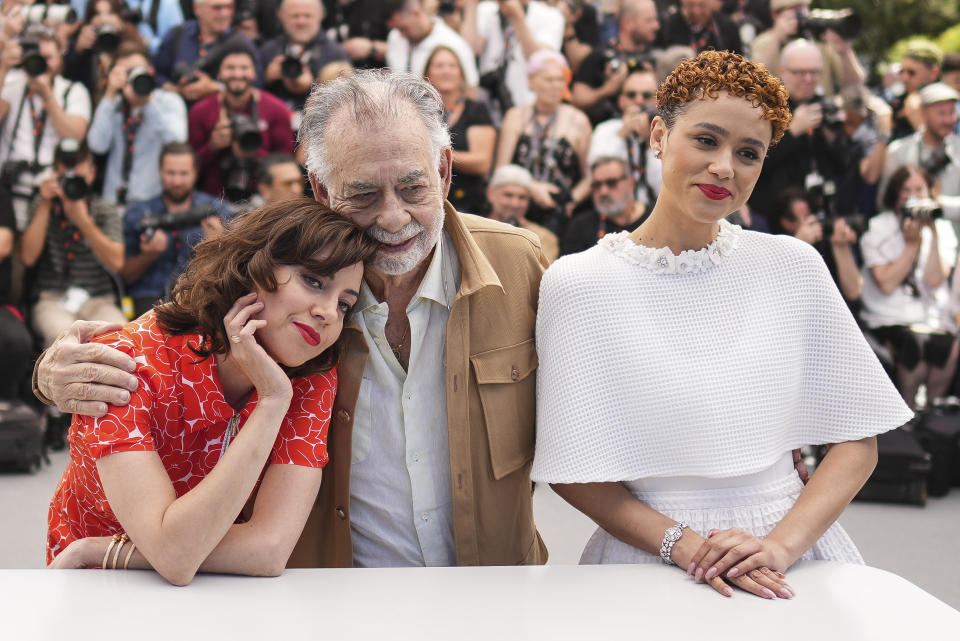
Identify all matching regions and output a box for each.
[531,223,913,483]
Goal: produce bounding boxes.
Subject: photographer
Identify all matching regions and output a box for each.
[62,0,147,103]
[882,83,960,233]
[748,39,857,232]
[246,152,302,207]
[570,0,660,126]
[460,0,564,116]
[587,68,661,210]
[188,43,294,203]
[0,186,33,400]
[120,142,228,317]
[658,0,742,56]
[19,139,125,347]
[561,155,644,256]
[259,0,347,116]
[86,43,187,204]
[859,164,958,409]
[320,0,391,69]
[777,186,862,303]
[889,44,942,141]
[0,24,91,231]
[152,0,262,104]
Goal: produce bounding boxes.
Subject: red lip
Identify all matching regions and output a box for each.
[698,184,731,200]
[294,322,322,347]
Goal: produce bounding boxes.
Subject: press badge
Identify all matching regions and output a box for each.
[61,286,90,314]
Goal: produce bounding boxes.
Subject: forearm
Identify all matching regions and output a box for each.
[460,0,482,54]
[118,252,161,285]
[764,437,877,567]
[872,245,920,294]
[924,240,947,288]
[75,216,124,273]
[452,127,495,175]
[20,203,51,266]
[838,47,865,89]
[512,17,542,60]
[570,176,591,205]
[859,141,887,185]
[86,99,117,153]
[44,97,87,140]
[571,82,613,110]
[0,65,11,121]
[832,244,863,301]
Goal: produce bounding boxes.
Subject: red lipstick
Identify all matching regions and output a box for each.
[294,322,322,346]
[698,184,731,200]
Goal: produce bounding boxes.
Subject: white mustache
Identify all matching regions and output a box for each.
[366,220,425,244]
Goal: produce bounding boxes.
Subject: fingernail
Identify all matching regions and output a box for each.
[124,360,136,372]
[127,376,138,389]
[727,567,739,578]
[117,390,129,403]
[775,571,786,579]
[722,587,733,597]
[779,588,794,599]
[694,568,704,582]
[705,567,717,581]
[686,562,695,575]
[763,588,777,599]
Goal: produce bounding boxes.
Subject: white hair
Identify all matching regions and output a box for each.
[300,69,452,189]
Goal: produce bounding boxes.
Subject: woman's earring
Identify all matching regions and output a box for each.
[654,150,662,159]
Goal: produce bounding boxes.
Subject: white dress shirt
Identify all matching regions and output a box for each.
[386,18,479,87]
[348,232,461,567]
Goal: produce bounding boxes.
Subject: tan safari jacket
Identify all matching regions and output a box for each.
[287,203,550,567]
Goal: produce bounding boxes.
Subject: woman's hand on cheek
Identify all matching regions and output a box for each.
[224,293,292,401]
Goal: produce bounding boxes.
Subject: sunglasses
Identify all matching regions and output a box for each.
[623,90,655,100]
[591,175,627,190]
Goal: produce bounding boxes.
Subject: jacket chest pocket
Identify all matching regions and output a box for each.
[470,339,538,480]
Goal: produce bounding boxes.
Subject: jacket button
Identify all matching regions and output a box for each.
[335,507,346,520]
[511,366,520,381]
[338,410,351,422]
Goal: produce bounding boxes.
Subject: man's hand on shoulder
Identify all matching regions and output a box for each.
[37,321,138,417]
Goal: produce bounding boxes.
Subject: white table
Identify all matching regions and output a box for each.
[2,562,957,640]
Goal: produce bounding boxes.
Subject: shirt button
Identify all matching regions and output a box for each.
[335,507,347,520]
[337,410,351,422]
[511,366,520,381]
[421,513,429,521]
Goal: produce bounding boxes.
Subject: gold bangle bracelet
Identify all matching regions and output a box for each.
[102,533,121,569]
[111,533,129,570]
[123,543,136,570]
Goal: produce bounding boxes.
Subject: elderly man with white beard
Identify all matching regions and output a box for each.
[32,70,550,568]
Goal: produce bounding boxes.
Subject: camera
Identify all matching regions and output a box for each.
[56,139,89,201]
[437,0,456,16]
[797,8,862,41]
[920,147,951,178]
[18,39,47,77]
[902,197,943,221]
[95,24,120,54]
[229,113,262,153]
[281,45,305,80]
[819,213,865,239]
[0,160,34,187]
[139,203,219,241]
[23,4,77,26]
[480,67,512,112]
[172,31,249,85]
[819,96,846,129]
[128,66,156,97]
[604,49,648,75]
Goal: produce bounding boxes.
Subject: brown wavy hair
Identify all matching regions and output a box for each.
[154,198,379,378]
[657,50,792,147]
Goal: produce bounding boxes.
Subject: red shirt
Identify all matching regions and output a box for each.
[47,313,334,564]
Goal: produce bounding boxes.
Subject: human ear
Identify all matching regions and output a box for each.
[309,175,330,205]
[438,147,453,200]
[649,116,668,156]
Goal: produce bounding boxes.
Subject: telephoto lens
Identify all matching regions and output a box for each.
[281,55,303,80]
[128,66,156,97]
[230,114,263,153]
[23,4,77,25]
[94,24,120,54]
[19,40,47,77]
[59,172,89,201]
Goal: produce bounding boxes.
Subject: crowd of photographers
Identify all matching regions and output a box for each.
[1,0,960,424]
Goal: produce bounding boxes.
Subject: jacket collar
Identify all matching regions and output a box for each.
[441,200,503,298]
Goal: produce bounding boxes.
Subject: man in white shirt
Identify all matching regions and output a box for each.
[460,0,564,113]
[0,25,91,230]
[385,0,478,92]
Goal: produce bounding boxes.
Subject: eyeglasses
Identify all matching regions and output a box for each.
[784,68,822,78]
[623,90,655,100]
[591,175,628,190]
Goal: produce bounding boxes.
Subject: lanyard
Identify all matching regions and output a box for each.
[117,99,145,204]
[528,109,558,182]
[626,134,656,204]
[26,91,49,168]
[689,21,716,51]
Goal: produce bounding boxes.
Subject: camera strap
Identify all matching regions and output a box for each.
[118,99,145,204]
[626,134,656,205]
[2,89,31,170]
[528,109,558,182]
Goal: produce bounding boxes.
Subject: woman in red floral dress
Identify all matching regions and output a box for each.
[47,199,377,585]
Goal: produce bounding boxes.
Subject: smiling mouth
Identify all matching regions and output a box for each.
[379,235,418,253]
[293,322,322,346]
[698,184,731,200]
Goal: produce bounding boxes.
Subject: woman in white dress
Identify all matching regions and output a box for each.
[532,51,912,600]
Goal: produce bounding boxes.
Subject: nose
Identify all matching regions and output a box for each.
[375,190,413,234]
[708,151,734,180]
[311,292,337,323]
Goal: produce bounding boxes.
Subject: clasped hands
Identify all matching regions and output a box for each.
[673,527,795,600]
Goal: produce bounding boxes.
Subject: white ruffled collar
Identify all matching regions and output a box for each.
[600,219,741,275]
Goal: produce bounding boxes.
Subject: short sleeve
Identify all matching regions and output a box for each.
[269,369,337,468]
[859,213,900,268]
[79,332,158,459]
[64,81,92,121]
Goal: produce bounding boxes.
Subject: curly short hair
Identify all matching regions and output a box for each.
[657,50,792,147]
[154,198,379,378]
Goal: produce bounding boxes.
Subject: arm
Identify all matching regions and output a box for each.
[922,224,949,289]
[117,231,168,285]
[34,76,88,140]
[494,107,523,168]
[570,67,626,112]
[859,139,887,186]
[150,92,189,143]
[86,95,119,154]
[0,226,13,261]
[568,110,592,206]
[824,31,865,90]
[551,482,792,599]
[869,221,921,295]
[830,222,864,301]
[62,199,124,273]
[460,0,483,55]
[20,193,54,268]
[452,124,496,176]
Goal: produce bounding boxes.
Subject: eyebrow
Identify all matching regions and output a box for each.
[397,170,426,185]
[344,289,360,299]
[694,122,767,152]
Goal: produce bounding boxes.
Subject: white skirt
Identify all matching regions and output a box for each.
[580,453,864,565]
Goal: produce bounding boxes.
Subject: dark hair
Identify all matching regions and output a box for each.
[882,164,932,213]
[216,40,257,72]
[777,186,810,223]
[943,53,960,75]
[256,153,300,186]
[54,139,93,167]
[154,198,379,377]
[657,50,791,146]
[83,0,124,23]
[159,142,197,168]
[113,41,151,64]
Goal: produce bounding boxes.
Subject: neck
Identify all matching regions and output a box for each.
[290,32,316,46]
[533,99,557,117]
[440,89,462,110]
[214,352,254,410]
[363,251,434,307]
[922,127,943,150]
[632,204,721,253]
[199,23,222,42]
[224,89,252,111]
[410,19,434,45]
